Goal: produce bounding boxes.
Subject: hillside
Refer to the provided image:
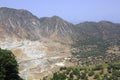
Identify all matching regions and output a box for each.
[75,21,120,41]
[0,7,120,43]
[43,62,120,80]
[0,7,120,80]
[39,16,76,43]
[72,21,120,65]
[0,7,41,41]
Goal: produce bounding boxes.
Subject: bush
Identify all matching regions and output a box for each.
[84,76,88,80]
[94,74,100,79]
[52,72,66,80]
[112,70,120,77]
[100,69,104,75]
[73,68,80,76]
[88,70,94,76]
[60,67,66,71]
[0,48,22,80]
[93,65,103,71]
[80,72,86,79]
[108,63,120,70]
[110,75,118,80]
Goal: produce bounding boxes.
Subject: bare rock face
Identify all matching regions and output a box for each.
[0,7,41,41]
[0,7,120,43]
[39,16,76,43]
[0,7,76,44]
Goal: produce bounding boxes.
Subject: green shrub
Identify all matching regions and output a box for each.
[112,70,120,77]
[80,72,86,79]
[100,69,104,75]
[0,48,22,80]
[93,65,103,71]
[94,74,100,79]
[88,70,94,76]
[52,72,66,80]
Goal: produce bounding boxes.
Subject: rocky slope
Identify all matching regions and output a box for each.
[0,7,74,80]
[0,7,41,41]
[39,16,76,43]
[0,40,72,80]
[1,7,119,43]
[0,7,120,80]
[0,7,76,43]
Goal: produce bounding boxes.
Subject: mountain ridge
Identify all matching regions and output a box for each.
[1,7,120,44]
[0,7,120,80]
[0,7,41,41]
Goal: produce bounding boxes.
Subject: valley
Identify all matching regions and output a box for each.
[0,7,120,80]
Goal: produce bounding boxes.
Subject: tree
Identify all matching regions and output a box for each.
[80,72,86,79]
[0,48,22,80]
[100,69,104,75]
[88,70,94,76]
[112,70,120,77]
[94,74,100,79]
[52,72,66,80]
[93,65,103,71]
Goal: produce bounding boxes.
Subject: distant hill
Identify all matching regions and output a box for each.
[0,7,120,44]
[75,21,120,41]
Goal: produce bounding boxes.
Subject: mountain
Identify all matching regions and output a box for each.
[0,7,76,79]
[0,7,120,80]
[0,7,120,43]
[39,16,76,43]
[72,21,120,65]
[0,7,41,40]
[0,7,41,41]
[75,21,120,41]
[0,7,76,43]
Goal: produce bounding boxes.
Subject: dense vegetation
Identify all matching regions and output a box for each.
[43,62,120,80]
[72,38,112,58]
[71,37,120,65]
[42,37,120,80]
[0,48,22,80]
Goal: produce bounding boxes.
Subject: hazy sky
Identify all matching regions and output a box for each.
[0,0,120,24]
